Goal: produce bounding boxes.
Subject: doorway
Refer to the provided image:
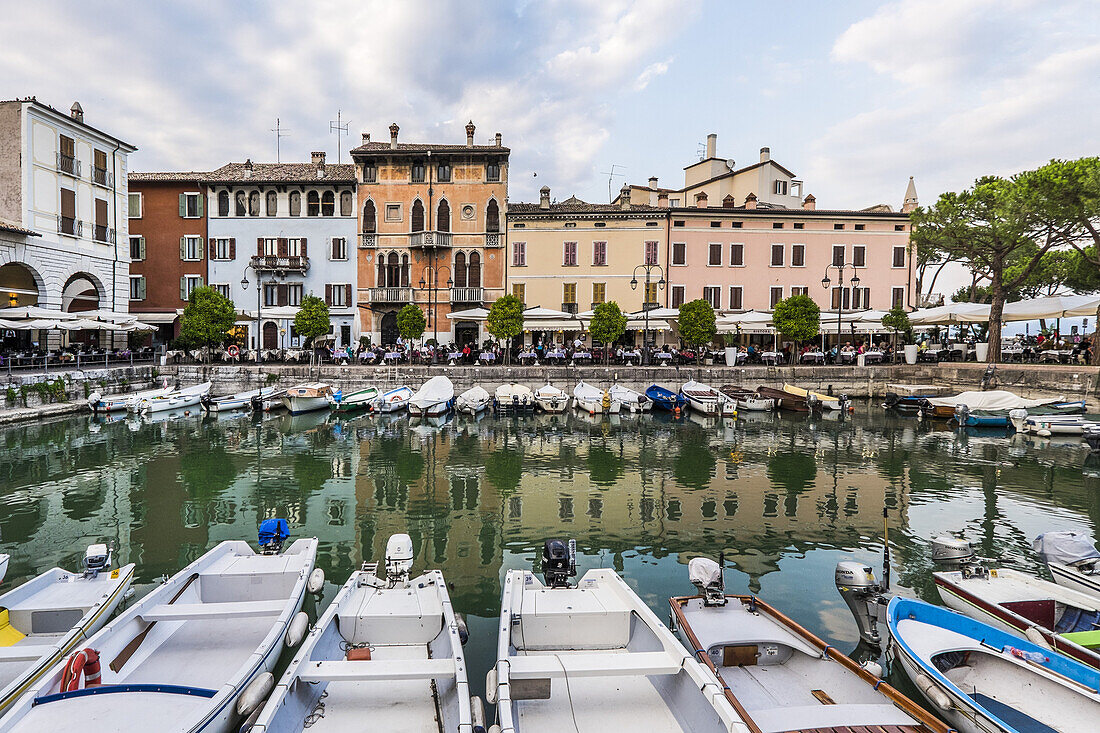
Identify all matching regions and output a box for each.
[262,321,278,350]
[455,321,479,349]
[380,311,399,346]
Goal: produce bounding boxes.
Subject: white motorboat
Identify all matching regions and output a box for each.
[0,545,134,718]
[408,376,455,417]
[202,387,277,414]
[489,540,750,733]
[609,384,651,413]
[134,382,212,414]
[456,385,492,414]
[1009,409,1100,436]
[282,383,334,415]
[247,534,482,733]
[253,389,286,412]
[0,521,318,733]
[719,386,774,411]
[494,382,535,414]
[1035,531,1100,598]
[534,382,569,413]
[573,381,619,414]
[681,380,722,416]
[326,386,379,413]
[670,558,949,733]
[372,386,413,414]
[88,382,173,413]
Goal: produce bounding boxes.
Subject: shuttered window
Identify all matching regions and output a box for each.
[644,241,658,265]
[129,236,145,261]
[672,242,686,266]
[513,241,526,266]
[853,245,866,267]
[593,241,607,266]
[730,244,744,266]
[563,241,577,266]
[729,286,743,310]
[791,244,805,267]
[671,286,685,308]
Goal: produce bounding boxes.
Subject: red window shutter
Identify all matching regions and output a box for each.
[325,284,333,305]
[209,240,216,259]
[257,238,264,256]
[229,238,236,259]
[345,284,352,306]
[278,237,288,257]
[300,238,307,257]
[278,284,288,306]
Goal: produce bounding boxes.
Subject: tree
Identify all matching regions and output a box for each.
[294,294,330,348]
[771,294,820,354]
[487,295,524,364]
[881,304,912,361]
[589,301,627,364]
[179,286,236,348]
[677,299,716,363]
[396,303,426,344]
[909,233,957,306]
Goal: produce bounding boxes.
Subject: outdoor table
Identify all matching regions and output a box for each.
[479,352,496,363]
[384,351,402,364]
[1001,347,1024,362]
[728,352,748,365]
[1040,349,1071,363]
[621,349,641,364]
[360,352,376,363]
[655,352,673,363]
[864,351,885,364]
[800,352,824,364]
[919,349,942,362]
[518,351,538,365]
[839,351,856,364]
[572,351,592,364]
[545,349,566,364]
[761,351,782,365]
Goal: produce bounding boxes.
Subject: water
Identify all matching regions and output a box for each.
[1,403,1098,696]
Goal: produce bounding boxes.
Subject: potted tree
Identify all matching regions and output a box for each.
[397,303,427,361]
[771,294,820,363]
[677,299,717,364]
[293,295,331,364]
[487,295,525,365]
[589,301,628,364]
[881,304,913,363]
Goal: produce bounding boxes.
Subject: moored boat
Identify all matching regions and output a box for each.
[782,383,850,411]
[0,555,7,586]
[925,390,1079,420]
[609,383,651,413]
[372,386,412,413]
[326,386,379,413]
[135,382,212,414]
[202,387,277,414]
[457,385,492,414]
[494,382,535,415]
[756,385,810,412]
[719,385,774,411]
[573,381,618,414]
[534,382,569,413]
[282,383,334,415]
[87,383,174,413]
[646,384,687,412]
[1035,531,1100,599]
[408,376,455,417]
[1009,409,1100,435]
[252,389,286,412]
[680,380,722,416]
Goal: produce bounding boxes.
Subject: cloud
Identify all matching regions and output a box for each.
[634,60,671,91]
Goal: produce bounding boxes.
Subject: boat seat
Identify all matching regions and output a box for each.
[507,651,683,679]
[0,644,59,662]
[139,599,285,622]
[297,658,456,683]
[1060,629,1100,649]
[750,704,919,733]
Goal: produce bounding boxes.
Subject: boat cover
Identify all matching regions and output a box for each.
[535,384,567,399]
[926,390,1065,411]
[1034,531,1100,565]
[688,557,721,588]
[411,376,454,405]
[459,386,491,404]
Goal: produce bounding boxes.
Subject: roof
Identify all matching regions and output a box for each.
[350,141,509,156]
[128,171,208,183]
[1,97,137,151]
[670,205,910,219]
[509,195,663,216]
[201,162,356,184]
[0,218,40,237]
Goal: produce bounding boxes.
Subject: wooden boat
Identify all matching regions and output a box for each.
[0,554,7,586]
[609,383,651,413]
[0,526,318,733]
[681,380,722,416]
[1035,531,1100,598]
[247,534,482,733]
[408,376,455,417]
[646,384,687,412]
[782,384,849,411]
[755,386,810,412]
[456,385,492,415]
[494,382,535,415]
[325,386,379,413]
[134,382,212,414]
[670,558,949,733]
[282,383,334,415]
[373,386,412,414]
[719,386,774,412]
[883,392,936,411]
[887,596,1100,733]
[534,383,569,413]
[574,381,618,414]
[202,387,277,414]
[490,542,749,733]
[0,545,134,718]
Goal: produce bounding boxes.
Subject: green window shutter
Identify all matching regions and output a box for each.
[180,237,186,260]
[179,194,186,217]
[180,277,186,300]
[196,195,204,218]
[197,276,204,288]
[138,277,147,300]
[197,236,204,259]
[139,236,146,261]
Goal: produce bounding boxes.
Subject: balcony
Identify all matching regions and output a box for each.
[369,287,413,303]
[484,232,502,248]
[562,302,579,315]
[409,231,452,248]
[93,225,115,244]
[249,255,310,273]
[92,167,114,187]
[57,153,80,178]
[57,215,82,237]
[359,233,377,248]
[451,287,484,304]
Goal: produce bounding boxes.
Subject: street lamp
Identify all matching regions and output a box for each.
[821,262,861,362]
[242,267,279,367]
[630,263,666,365]
[418,264,452,353]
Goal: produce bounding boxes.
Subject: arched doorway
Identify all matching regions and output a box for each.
[62,273,101,313]
[0,263,40,308]
[380,311,399,346]
[262,321,278,350]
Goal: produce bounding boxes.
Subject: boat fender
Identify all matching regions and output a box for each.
[914,672,953,711]
[485,668,498,704]
[307,568,325,594]
[285,612,310,648]
[1037,428,1052,438]
[1024,626,1052,650]
[87,391,101,405]
[471,694,487,733]
[860,660,884,678]
[60,648,102,692]
[236,707,261,733]
[236,671,274,717]
[455,612,470,645]
[488,727,502,733]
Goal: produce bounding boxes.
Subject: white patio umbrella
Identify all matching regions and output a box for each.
[908,302,991,325]
[446,307,490,320]
[1001,295,1100,321]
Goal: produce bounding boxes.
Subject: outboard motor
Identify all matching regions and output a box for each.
[838,394,852,412]
[1085,424,1100,452]
[806,394,820,411]
[883,392,900,409]
[542,538,576,589]
[954,403,971,425]
[258,518,290,555]
[835,561,888,646]
[1008,408,1029,434]
[83,543,113,578]
[384,533,415,587]
[689,556,727,607]
[930,535,976,569]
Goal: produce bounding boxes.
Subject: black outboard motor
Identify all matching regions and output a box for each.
[258,518,290,555]
[883,392,900,409]
[542,538,577,588]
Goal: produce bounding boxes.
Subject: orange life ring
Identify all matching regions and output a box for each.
[227,344,240,358]
[60,648,102,692]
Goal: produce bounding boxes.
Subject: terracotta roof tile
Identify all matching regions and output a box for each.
[128,171,208,183]
[509,196,662,215]
[0,218,40,237]
[201,162,356,184]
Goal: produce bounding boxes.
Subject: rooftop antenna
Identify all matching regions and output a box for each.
[271,118,291,163]
[600,163,625,203]
[696,142,706,160]
[329,110,350,164]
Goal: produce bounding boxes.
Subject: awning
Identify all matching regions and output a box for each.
[908,303,991,325]
[118,311,180,324]
[447,307,490,321]
[1001,295,1100,321]
[0,306,80,320]
[240,306,301,319]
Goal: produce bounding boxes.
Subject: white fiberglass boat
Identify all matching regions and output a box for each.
[247,534,483,733]
[135,382,212,414]
[88,382,173,413]
[1009,409,1100,436]
[609,384,651,413]
[0,545,134,718]
[281,383,334,415]
[456,385,492,415]
[0,555,7,586]
[680,380,722,416]
[408,376,455,418]
[1035,531,1100,598]
[202,387,277,414]
[494,382,535,414]
[573,381,619,414]
[0,522,318,733]
[534,383,569,413]
[372,386,413,414]
[326,386,379,413]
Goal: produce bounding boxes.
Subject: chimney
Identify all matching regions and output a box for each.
[243,158,253,179]
[648,176,658,189]
[70,101,83,123]
[465,120,476,147]
[705,133,717,159]
[802,194,816,211]
[694,191,708,209]
[745,192,757,210]
[539,186,551,210]
[620,185,631,210]
[312,151,326,167]
[495,132,502,147]
[722,194,736,208]
[389,122,400,150]
[759,146,770,162]
[361,132,370,145]
[657,192,669,208]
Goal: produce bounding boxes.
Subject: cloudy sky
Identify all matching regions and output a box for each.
[3,0,1097,210]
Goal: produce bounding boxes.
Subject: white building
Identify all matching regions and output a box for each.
[204,155,359,350]
[0,97,136,345]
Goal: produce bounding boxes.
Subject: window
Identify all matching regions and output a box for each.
[703,286,720,309]
[129,235,145,261]
[486,200,500,232]
[593,241,607,266]
[644,241,658,265]
[895,224,906,232]
[563,283,577,304]
[437,162,451,182]
[730,243,744,266]
[832,245,845,267]
[129,275,145,301]
[593,222,605,228]
[287,238,303,257]
[673,220,685,228]
[327,284,350,307]
[791,286,809,297]
[831,287,851,310]
[563,241,577,266]
[793,222,804,230]
[468,251,481,288]
[731,221,743,228]
[59,187,76,235]
[264,283,278,306]
[729,286,743,310]
[671,285,686,308]
[770,244,784,266]
[233,191,246,216]
[512,283,525,303]
[180,235,203,261]
[128,192,142,218]
[411,160,425,183]
[486,162,501,182]
[774,180,788,195]
[340,191,353,217]
[263,237,279,256]
[592,282,606,305]
[411,200,425,231]
[212,283,230,299]
[289,191,301,216]
[670,198,680,207]
[307,191,320,216]
[710,221,721,228]
[853,245,866,267]
[212,238,234,260]
[834,223,845,230]
[362,200,377,232]
[770,286,784,308]
[385,203,401,222]
[892,246,906,268]
[266,191,278,216]
[217,190,229,217]
[791,244,805,267]
[454,251,467,287]
[94,198,108,241]
[437,199,451,232]
[672,242,686,266]
[330,237,347,260]
[181,275,203,300]
[248,191,260,216]
[892,287,905,307]
[772,222,783,229]
[321,191,335,216]
[513,241,526,266]
[58,135,77,175]
[180,192,203,218]
[708,243,722,266]
[855,223,865,231]
[288,283,303,306]
[852,287,871,309]
[363,164,377,183]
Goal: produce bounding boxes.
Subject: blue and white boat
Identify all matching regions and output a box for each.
[887,596,1100,733]
[646,384,687,412]
[372,386,412,414]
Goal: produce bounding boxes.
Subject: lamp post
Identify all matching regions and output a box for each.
[821,262,861,362]
[630,263,666,365]
[418,264,452,353]
[242,267,279,367]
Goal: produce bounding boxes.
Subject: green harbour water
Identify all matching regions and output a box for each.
[1,403,1097,693]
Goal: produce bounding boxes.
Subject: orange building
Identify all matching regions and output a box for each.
[351,122,508,348]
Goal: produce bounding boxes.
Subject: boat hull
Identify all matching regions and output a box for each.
[281,395,330,415]
[1047,560,1100,599]
[409,397,455,417]
[535,396,568,413]
[646,385,687,412]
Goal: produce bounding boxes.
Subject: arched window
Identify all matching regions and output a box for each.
[218,190,230,217]
[340,191,353,217]
[437,199,450,232]
[454,252,467,288]
[411,200,424,232]
[486,199,500,232]
[376,258,385,287]
[362,200,376,232]
[235,191,246,216]
[322,191,335,216]
[401,254,410,287]
[469,251,481,288]
[386,252,400,287]
[248,191,260,216]
[265,191,277,216]
[289,191,301,216]
[307,191,320,216]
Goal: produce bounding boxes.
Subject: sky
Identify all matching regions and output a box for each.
[2,0,1098,213]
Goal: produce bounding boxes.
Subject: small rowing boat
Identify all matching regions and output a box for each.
[646,384,687,412]
[135,382,212,414]
[609,383,651,413]
[755,386,810,412]
[408,376,455,418]
[681,380,722,416]
[574,381,618,414]
[373,386,412,413]
[282,383,334,415]
[457,385,492,414]
[1035,531,1100,599]
[87,382,172,413]
[202,387,278,413]
[782,383,849,411]
[326,386,379,413]
[719,386,774,411]
[534,382,569,413]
